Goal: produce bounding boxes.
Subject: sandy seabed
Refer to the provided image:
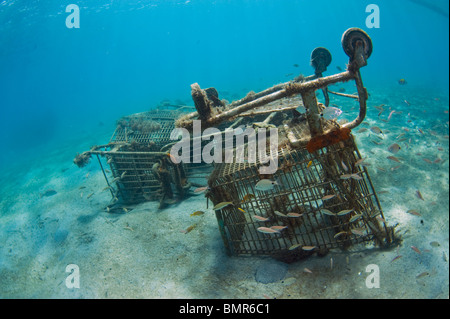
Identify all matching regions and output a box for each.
[0,86,448,299]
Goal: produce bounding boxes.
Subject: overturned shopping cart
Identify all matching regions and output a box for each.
[176,28,396,261]
[74,107,213,209]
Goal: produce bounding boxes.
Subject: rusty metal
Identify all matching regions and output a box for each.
[74,108,212,208]
[209,137,393,260]
[175,28,395,259]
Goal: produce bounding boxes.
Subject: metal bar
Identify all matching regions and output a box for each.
[96,154,115,198]
[203,71,355,128]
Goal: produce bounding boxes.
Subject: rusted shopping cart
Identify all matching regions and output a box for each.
[176,28,396,261]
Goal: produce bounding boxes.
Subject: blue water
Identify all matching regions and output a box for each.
[0,0,448,162]
[0,0,448,299]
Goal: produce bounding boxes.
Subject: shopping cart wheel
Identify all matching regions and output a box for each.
[341,28,372,59]
[310,47,332,74]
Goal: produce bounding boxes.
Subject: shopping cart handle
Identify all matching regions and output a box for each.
[285,28,372,131]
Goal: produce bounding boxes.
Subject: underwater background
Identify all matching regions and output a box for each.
[0,0,448,299]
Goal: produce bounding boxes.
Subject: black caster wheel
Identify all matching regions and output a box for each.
[310,47,332,74]
[341,28,373,59]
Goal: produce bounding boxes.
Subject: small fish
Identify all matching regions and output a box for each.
[102,186,112,191]
[398,78,407,85]
[371,140,383,145]
[288,244,302,250]
[334,231,348,239]
[105,169,111,173]
[387,110,395,121]
[238,208,246,213]
[303,267,313,274]
[406,209,421,216]
[374,104,385,110]
[190,211,205,217]
[307,160,313,170]
[293,63,299,67]
[388,143,401,154]
[391,255,403,263]
[123,207,128,213]
[270,225,288,231]
[404,99,410,106]
[411,246,421,254]
[194,186,209,194]
[337,209,354,216]
[87,192,94,199]
[387,156,401,163]
[80,192,83,198]
[350,173,363,180]
[182,224,197,234]
[351,228,364,236]
[120,171,127,179]
[422,158,432,164]
[355,157,369,167]
[302,246,316,251]
[296,105,307,114]
[274,211,287,217]
[370,126,383,134]
[336,66,343,71]
[78,186,86,190]
[349,214,363,222]
[255,179,278,191]
[341,161,348,171]
[213,201,233,211]
[390,165,401,171]
[416,272,429,279]
[321,209,336,216]
[322,194,336,201]
[357,128,368,133]
[253,215,270,222]
[415,190,424,201]
[340,174,352,180]
[257,227,279,234]
[286,212,303,218]
[321,106,343,120]
[112,177,121,183]
[430,241,440,248]
[241,193,255,202]
[40,189,57,198]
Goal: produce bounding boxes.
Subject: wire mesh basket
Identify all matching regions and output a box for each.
[74,107,212,208]
[208,134,393,260]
